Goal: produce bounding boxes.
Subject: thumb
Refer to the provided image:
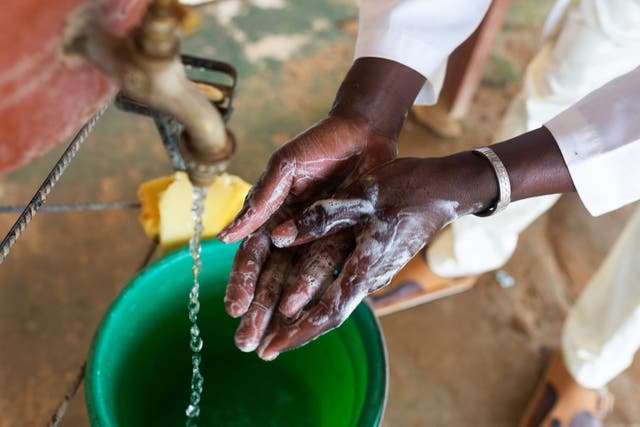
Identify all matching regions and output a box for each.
[219,159,295,243]
[271,197,374,247]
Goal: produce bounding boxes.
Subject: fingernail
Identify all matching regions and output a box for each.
[219,216,241,242]
[235,324,259,352]
[224,299,246,318]
[217,228,235,243]
[235,335,259,352]
[257,333,279,361]
[261,351,279,361]
[279,302,295,319]
[217,230,230,243]
[271,220,298,248]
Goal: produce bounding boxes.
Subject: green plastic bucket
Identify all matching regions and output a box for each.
[86,240,387,426]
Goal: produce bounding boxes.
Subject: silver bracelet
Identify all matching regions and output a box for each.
[472,147,511,217]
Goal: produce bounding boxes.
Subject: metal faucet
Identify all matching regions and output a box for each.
[64,0,233,187]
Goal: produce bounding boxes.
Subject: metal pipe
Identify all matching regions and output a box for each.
[63,2,232,187]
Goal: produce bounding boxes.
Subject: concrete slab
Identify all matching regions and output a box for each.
[1,1,639,426]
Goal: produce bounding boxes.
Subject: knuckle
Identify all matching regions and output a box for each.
[250,301,270,315]
[299,204,327,236]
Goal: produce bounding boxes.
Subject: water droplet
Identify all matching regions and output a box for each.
[192,354,201,366]
[495,270,516,288]
[190,324,200,337]
[190,337,202,352]
[191,378,203,394]
[190,391,200,405]
[185,403,200,418]
[188,300,200,314]
[190,335,203,352]
[192,370,204,385]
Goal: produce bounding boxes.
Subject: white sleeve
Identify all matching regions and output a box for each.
[356,0,491,105]
[545,66,640,216]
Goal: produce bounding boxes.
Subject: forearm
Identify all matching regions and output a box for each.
[356,0,491,105]
[492,126,575,201]
[443,127,575,216]
[468,65,640,215]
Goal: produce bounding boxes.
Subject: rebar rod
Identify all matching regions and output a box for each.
[47,362,86,427]
[0,105,108,265]
[0,201,140,214]
[44,238,158,426]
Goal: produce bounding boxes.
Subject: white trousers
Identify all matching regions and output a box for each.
[427,0,640,388]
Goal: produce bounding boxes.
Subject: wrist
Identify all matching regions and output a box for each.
[439,151,500,216]
[329,57,425,140]
[490,127,574,201]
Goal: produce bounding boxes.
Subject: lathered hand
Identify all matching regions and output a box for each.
[258,154,498,359]
[259,123,578,359]
[219,58,426,353]
[223,115,394,351]
[221,116,395,319]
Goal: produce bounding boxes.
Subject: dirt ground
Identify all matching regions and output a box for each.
[1,1,639,426]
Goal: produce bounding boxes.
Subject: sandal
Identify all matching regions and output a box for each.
[520,351,614,427]
[367,250,478,316]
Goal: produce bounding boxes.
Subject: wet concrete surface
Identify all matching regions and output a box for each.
[1,1,639,426]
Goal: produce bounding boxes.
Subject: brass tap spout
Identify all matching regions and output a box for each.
[64,0,232,187]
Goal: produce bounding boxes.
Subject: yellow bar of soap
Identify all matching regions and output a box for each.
[137,172,251,251]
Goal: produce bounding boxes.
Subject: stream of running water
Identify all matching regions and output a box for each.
[185,185,208,425]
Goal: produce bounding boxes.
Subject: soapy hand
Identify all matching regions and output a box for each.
[223,117,396,353]
[256,154,497,359]
[255,125,576,358]
[220,116,396,323]
[218,58,427,354]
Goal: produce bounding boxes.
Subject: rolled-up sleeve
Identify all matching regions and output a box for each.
[545,66,640,216]
[356,0,491,105]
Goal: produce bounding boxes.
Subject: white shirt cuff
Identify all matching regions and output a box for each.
[355,29,447,105]
[546,109,640,217]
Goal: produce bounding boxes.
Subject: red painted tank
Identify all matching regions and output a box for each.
[0,0,148,175]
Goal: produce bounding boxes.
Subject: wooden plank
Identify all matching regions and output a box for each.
[440,0,512,118]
